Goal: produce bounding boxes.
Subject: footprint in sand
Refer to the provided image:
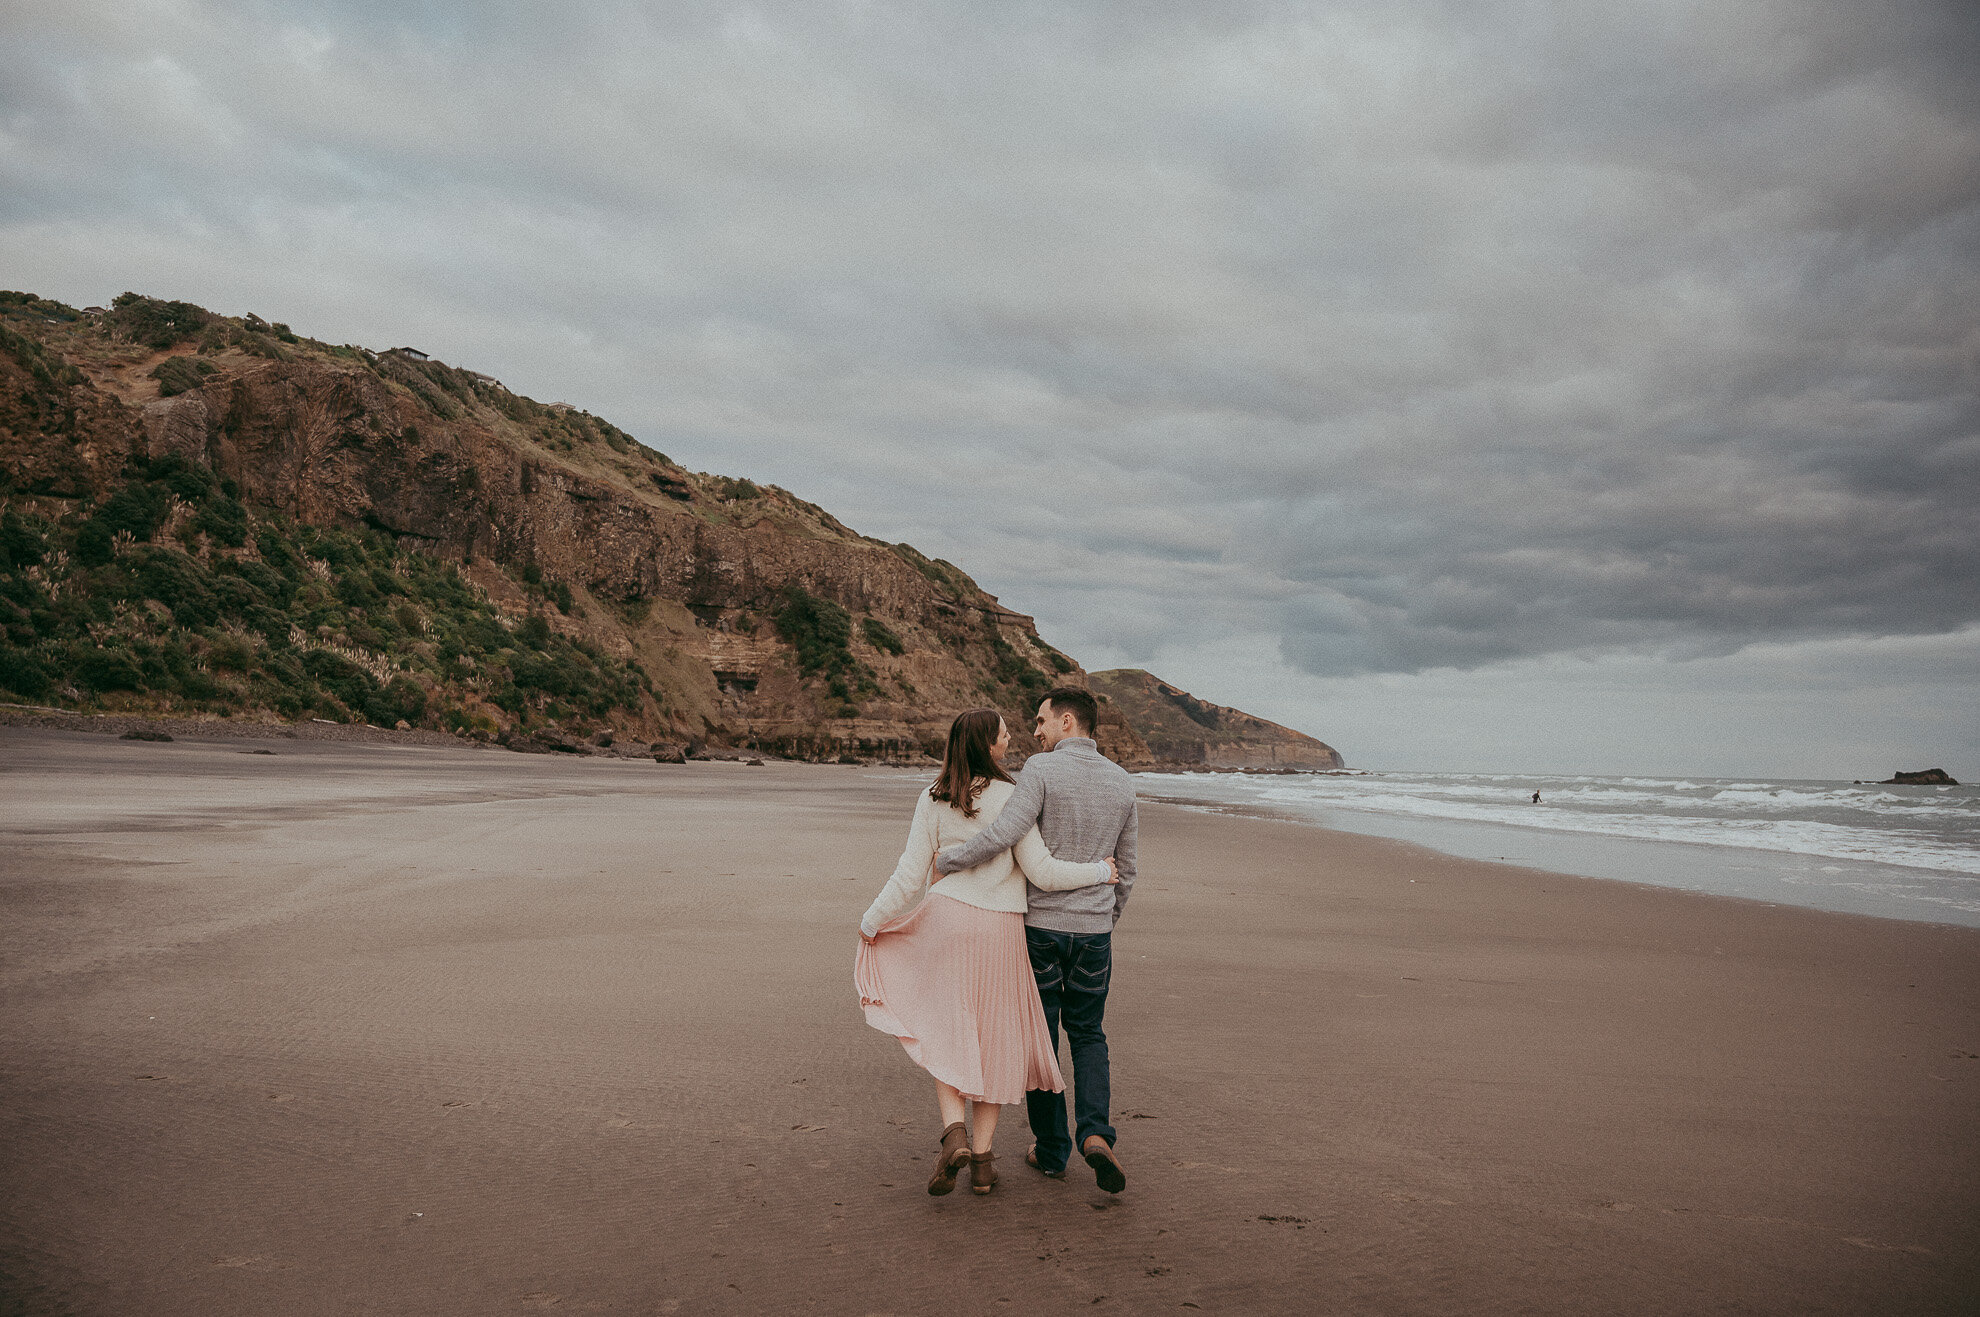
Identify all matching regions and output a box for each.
[1843,1236,1933,1255]
[519,1295,617,1311]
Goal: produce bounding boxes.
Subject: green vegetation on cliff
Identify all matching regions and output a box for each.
[774,584,881,716]
[0,455,646,735]
[861,616,904,655]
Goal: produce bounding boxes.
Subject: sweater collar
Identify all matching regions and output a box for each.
[1052,736,1098,753]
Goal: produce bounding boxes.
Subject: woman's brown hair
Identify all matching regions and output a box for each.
[929,707,1013,818]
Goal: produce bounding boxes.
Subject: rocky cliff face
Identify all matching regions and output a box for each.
[3,292,1341,771]
[1089,668,1344,769]
[1,291,1159,762]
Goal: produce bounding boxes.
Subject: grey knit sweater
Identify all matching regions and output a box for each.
[933,737,1138,934]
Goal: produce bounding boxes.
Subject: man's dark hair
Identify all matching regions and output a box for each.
[1040,686,1098,736]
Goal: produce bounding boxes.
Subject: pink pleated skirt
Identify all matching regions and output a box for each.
[855,892,1066,1106]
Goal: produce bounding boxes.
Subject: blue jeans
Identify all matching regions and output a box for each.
[1024,927,1116,1172]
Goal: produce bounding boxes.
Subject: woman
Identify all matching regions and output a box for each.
[855,708,1118,1196]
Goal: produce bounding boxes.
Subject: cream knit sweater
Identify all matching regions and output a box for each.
[859,779,1112,937]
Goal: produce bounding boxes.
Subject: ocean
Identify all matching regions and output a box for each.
[1133,769,1980,928]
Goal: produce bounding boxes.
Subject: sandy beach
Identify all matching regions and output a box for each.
[2,727,1975,1315]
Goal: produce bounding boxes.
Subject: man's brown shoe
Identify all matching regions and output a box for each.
[927,1122,969,1196]
[1025,1145,1066,1179]
[1082,1135,1126,1193]
[969,1150,998,1195]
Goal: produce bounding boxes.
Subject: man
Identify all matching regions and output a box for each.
[934,686,1138,1193]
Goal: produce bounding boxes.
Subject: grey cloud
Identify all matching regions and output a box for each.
[2,0,1976,694]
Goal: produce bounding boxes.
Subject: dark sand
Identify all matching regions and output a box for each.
[2,727,1975,1315]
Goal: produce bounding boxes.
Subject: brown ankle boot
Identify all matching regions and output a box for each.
[1082,1135,1126,1194]
[969,1150,998,1195]
[927,1122,969,1196]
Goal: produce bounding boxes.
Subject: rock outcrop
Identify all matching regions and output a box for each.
[1881,769,1959,785]
[1088,668,1343,770]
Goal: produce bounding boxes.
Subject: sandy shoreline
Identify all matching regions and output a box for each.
[2,726,1976,1314]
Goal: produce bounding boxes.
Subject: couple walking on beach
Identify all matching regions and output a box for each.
[856,687,1138,1197]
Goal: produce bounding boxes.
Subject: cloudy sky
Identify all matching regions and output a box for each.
[5,0,1977,775]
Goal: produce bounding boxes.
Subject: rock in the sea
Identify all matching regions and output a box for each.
[651,743,688,764]
[1881,768,1959,785]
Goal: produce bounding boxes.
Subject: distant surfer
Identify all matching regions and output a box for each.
[1531,791,1541,804]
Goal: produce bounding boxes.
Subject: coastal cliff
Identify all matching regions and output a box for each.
[1089,667,1344,769]
[0,291,1327,769]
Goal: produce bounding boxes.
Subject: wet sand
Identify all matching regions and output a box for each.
[2,727,1975,1315]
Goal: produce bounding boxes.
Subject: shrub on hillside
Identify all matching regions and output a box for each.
[133,547,221,627]
[93,482,174,541]
[108,293,212,349]
[149,356,217,397]
[74,644,144,693]
[775,584,854,678]
[982,616,1050,700]
[0,647,51,698]
[368,673,427,728]
[0,291,81,320]
[862,617,904,656]
[191,494,249,547]
[0,322,86,391]
[1,470,649,734]
[0,509,47,568]
[302,649,377,713]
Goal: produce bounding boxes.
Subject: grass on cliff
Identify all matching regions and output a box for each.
[0,297,89,403]
[861,616,903,655]
[0,457,647,736]
[774,583,880,717]
[149,356,217,397]
[980,614,1052,704]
